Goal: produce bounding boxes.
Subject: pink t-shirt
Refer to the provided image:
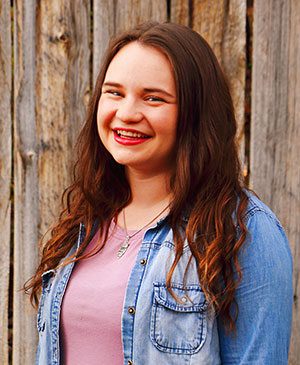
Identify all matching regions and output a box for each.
[59,221,146,364]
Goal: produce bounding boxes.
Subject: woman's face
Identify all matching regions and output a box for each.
[97,42,178,176]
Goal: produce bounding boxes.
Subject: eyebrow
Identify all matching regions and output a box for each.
[102,82,122,88]
[102,82,175,99]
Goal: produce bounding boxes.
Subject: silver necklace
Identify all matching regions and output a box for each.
[117,204,170,259]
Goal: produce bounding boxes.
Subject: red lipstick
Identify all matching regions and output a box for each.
[113,129,150,146]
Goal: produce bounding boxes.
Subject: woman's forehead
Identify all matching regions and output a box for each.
[104,42,175,90]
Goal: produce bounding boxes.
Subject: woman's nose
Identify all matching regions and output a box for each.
[115,98,143,122]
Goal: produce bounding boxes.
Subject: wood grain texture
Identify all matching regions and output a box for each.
[288,2,300,362]
[93,0,115,85]
[193,0,227,61]
[13,1,39,364]
[250,1,300,363]
[0,1,12,363]
[220,0,247,165]
[170,0,190,25]
[35,0,90,237]
[13,1,90,363]
[114,0,167,34]
[192,0,247,165]
[93,0,168,86]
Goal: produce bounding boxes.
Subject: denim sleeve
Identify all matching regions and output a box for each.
[218,210,293,364]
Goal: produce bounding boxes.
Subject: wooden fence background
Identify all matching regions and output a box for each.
[0,0,299,364]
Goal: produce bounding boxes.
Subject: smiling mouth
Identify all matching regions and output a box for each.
[114,129,150,139]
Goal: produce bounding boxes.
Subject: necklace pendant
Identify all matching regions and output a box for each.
[117,236,130,259]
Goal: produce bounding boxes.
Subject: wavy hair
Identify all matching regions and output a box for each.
[25,22,248,332]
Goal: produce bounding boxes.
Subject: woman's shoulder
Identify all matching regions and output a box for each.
[243,190,281,225]
[239,190,292,269]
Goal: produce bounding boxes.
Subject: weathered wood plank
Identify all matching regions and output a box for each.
[115,0,168,34]
[13,1,91,363]
[170,0,190,26]
[250,1,300,363]
[13,1,39,364]
[288,2,300,362]
[35,0,91,237]
[0,1,12,363]
[193,0,227,61]
[192,0,247,166]
[93,0,116,85]
[93,0,168,86]
[221,0,247,167]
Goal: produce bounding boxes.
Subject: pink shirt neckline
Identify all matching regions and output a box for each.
[60,221,147,364]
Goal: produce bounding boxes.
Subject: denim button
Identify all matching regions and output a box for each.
[139,259,147,265]
[127,361,133,365]
[181,296,187,303]
[128,307,135,315]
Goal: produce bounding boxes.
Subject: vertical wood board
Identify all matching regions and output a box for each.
[13,1,39,364]
[170,0,190,25]
[193,0,227,61]
[14,1,91,363]
[0,1,12,363]
[93,0,116,85]
[192,0,247,166]
[35,0,91,238]
[250,1,300,363]
[287,1,300,360]
[114,0,168,35]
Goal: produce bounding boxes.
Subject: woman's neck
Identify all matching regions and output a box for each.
[117,168,173,230]
[127,168,172,206]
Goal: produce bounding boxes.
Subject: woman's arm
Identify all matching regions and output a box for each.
[218,210,293,364]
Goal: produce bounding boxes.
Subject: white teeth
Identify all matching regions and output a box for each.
[115,130,148,139]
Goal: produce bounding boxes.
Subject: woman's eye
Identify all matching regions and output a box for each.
[106,90,122,97]
[146,96,165,103]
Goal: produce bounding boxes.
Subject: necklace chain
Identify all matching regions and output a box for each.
[117,204,170,259]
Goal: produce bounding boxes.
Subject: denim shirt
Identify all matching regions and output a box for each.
[36,193,293,364]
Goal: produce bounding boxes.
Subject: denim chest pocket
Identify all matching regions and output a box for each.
[37,270,55,333]
[150,283,208,355]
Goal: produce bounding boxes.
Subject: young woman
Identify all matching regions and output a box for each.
[26,22,293,364]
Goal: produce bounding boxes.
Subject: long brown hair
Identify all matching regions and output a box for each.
[25,22,248,332]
